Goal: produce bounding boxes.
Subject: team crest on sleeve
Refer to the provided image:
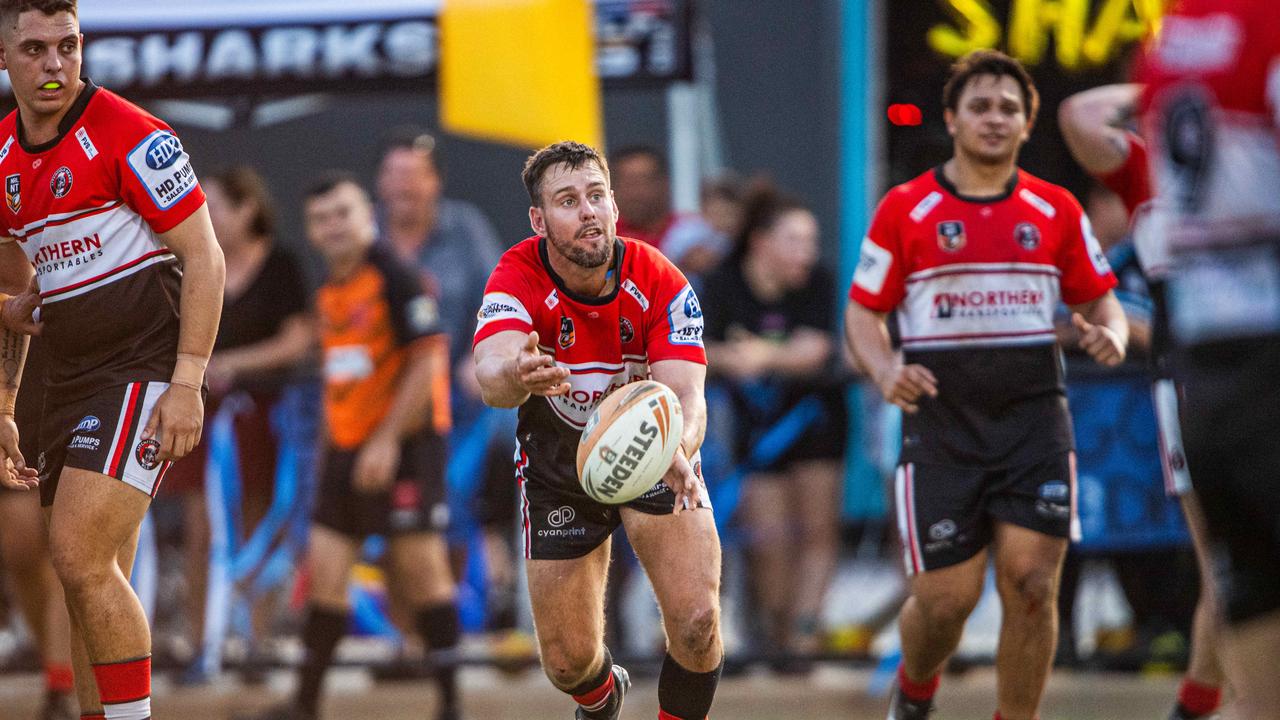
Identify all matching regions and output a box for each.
[558,315,576,348]
[4,174,18,212]
[126,130,198,210]
[666,284,704,347]
[50,167,73,199]
[936,221,966,252]
[1014,222,1041,250]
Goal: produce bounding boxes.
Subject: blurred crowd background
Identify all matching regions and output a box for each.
[0,0,1195,687]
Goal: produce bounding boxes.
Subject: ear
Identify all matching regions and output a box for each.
[0,40,8,71]
[610,190,619,221]
[944,107,956,138]
[529,205,547,238]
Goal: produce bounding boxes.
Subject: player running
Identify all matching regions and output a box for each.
[1135,1,1280,716]
[844,50,1127,720]
[0,1,226,718]
[473,141,722,720]
[1060,82,1225,720]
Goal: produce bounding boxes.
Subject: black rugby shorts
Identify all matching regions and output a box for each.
[39,381,176,507]
[313,433,450,538]
[894,452,1077,576]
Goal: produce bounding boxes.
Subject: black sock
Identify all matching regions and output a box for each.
[658,652,722,720]
[415,602,461,711]
[567,647,618,719]
[295,605,348,716]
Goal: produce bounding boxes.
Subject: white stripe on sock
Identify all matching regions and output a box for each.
[104,697,150,720]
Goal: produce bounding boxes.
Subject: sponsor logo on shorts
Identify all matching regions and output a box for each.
[1036,480,1071,520]
[134,438,161,471]
[75,415,101,433]
[37,452,46,472]
[68,435,100,451]
[547,506,576,528]
[50,166,73,199]
[929,519,957,541]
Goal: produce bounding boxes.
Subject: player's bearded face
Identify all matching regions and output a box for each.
[1,11,82,117]
[947,75,1031,166]
[536,162,617,269]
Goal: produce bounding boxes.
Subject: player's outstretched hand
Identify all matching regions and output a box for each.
[876,362,938,414]
[1,280,43,336]
[662,447,708,516]
[514,331,570,397]
[1072,313,1125,367]
[143,384,204,462]
[0,415,36,490]
[353,431,400,494]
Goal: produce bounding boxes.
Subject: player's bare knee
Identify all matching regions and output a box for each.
[669,601,720,659]
[48,543,109,597]
[540,638,599,690]
[916,589,980,630]
[1000,565,1058,613]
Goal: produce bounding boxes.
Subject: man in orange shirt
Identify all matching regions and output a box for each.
[239,173,460,720]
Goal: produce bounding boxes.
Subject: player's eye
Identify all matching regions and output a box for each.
[561,197,575,207]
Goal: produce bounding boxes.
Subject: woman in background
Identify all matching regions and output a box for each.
[700,182,848,671]
[164,167,314,681]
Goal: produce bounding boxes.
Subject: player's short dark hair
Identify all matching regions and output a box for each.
[942,49,1040,127]
[210,166,277,240]
[731,178,809,261]
[612,145,668,177]
[304,170,365,203]
[522,141,610,206]
[0,0,76,28]
[378,126,439,168]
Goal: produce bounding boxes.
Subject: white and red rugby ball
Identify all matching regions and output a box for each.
[577,380,684,505]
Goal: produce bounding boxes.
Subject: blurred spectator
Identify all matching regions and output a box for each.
[163,167,314,682]
[612,146,727,275]
[700,182,847,670]
[374,129,520,639]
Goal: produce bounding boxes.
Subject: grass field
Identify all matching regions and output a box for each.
[0,666,1185,719]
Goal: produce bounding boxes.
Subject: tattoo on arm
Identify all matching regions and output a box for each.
[0,329,27,390]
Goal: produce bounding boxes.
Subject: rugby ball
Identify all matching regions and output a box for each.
[577,380,684,505]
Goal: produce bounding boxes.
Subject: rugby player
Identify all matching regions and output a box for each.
[1135,1,1280,715]
[844,50,1127,720]
[473,141,722,720]
[0,2,226,719]
[1060,82,1224,720]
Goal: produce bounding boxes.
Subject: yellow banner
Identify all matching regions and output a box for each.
[440,0,603,149]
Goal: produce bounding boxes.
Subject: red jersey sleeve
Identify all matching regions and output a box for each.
[1056,193,1118,305]
[473,253,538,347]
[114,106,206,234]
[848,192,908,312]
[641,250,707,365]
[1094,132,1152,215]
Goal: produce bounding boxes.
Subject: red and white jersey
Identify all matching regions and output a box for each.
[0,81,204,401]
[1135,0,1280,345]
[850,167,1116,466]
[474,237,705,492]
